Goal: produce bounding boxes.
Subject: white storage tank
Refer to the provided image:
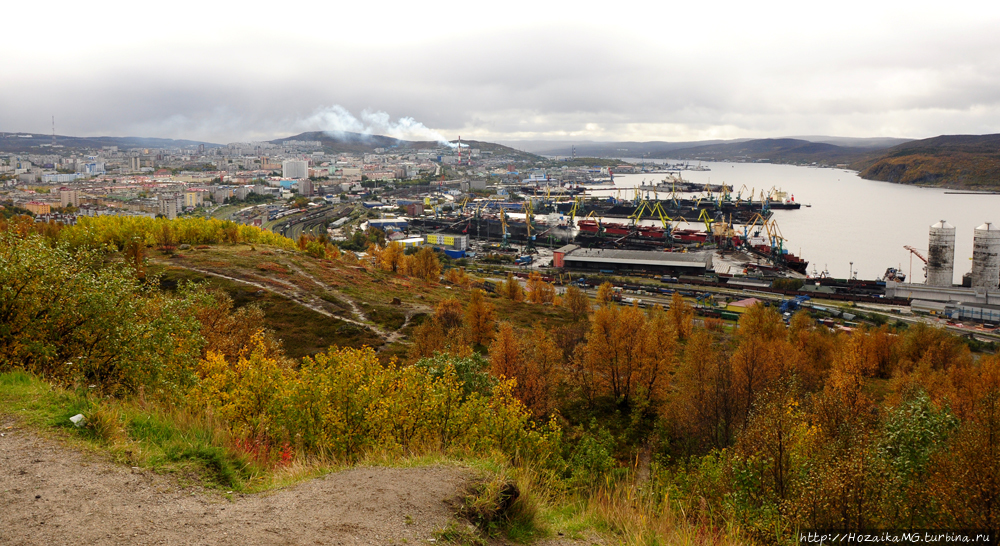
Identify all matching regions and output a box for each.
[926,220,956,287]
[971,222,1000,289]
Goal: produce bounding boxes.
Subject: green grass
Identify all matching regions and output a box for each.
[1,370,257,490]
[360,302,408,330]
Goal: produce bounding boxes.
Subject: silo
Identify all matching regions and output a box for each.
[972,222,1000,289]
[926,220,956,287]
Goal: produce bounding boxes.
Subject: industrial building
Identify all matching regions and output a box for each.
[425,233,468,250]
[972,222,1000,289]
[366,219,408,232]
[555,245,713,275]
[890,220,1000,319]
[912,299,1000,323]
[926,220,955,287]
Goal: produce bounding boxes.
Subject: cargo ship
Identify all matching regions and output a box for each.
[578,220,742,248]
[744,243,809,274]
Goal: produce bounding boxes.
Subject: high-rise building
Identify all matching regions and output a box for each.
[158,194,179,219]
[296,179,314,196]
[282,159,309,179]
[59,187,79,208]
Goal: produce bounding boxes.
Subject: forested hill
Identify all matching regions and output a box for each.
[657,137,878,164]
[853,134,1000,188]
[274,131,541,159]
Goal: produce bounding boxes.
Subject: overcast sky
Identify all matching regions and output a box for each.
[4,0,1000,144]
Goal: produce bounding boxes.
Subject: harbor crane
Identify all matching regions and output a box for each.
[903,245,928,283]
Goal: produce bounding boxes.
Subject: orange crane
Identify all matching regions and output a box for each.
[904,245,927,283]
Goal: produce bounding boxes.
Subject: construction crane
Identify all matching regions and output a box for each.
[628,199,652,225]
[568,197,581,226]
[696,208,716,234]
[904,245,928,283]
[524,200,536,252]
[499,205,510,250]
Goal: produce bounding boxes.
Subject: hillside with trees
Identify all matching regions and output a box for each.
[854,134,1000,187]
[3,212,1000,543]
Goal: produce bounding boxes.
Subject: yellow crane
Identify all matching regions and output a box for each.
[568,197,581,225]
[696,208,715,234]
[499,205,511,249]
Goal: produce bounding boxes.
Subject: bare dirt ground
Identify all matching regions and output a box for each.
[1,419,601,545]
[0,419,476,545]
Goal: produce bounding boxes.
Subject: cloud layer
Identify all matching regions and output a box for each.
[3,0,999,143]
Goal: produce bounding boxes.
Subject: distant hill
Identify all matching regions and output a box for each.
[274,131,541,160]
[656,138,886,165]
[853,134,1000,188]
[0,132,219,152]
[499,139,742,157]
[788,136,913,149]
[501,136,909,163]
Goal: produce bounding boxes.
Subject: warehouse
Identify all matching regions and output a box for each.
[559,247,713,275]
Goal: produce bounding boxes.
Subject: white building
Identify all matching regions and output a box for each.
[282,160,309,179]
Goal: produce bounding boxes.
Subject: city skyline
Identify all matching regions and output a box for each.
[4,0,1000,144]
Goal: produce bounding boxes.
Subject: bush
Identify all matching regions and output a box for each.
[0,232,204,397]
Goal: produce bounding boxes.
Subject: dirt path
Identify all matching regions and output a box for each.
[285,264,384,335]
[171,263,382,335]
[167,260,433,352]
[0,422,472,545]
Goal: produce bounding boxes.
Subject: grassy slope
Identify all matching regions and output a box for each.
[2,242,745,545]
[151,244,576,361]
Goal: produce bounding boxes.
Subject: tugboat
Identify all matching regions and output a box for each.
[879,267,906,283]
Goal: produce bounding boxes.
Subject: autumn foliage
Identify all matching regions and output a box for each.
[11,213,1000,542]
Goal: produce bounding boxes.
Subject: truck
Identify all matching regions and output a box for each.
[779,295,811,315]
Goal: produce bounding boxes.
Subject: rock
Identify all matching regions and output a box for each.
[179,244,191,250]
[69,414,86,427]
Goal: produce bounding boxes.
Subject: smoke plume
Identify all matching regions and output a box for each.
[302,105,456,147]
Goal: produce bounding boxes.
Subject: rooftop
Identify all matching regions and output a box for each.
[564,247,712,268]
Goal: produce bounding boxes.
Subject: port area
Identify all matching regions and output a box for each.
[470,245,1000,343]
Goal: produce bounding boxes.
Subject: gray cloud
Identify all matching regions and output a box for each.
[2,4,1000,143]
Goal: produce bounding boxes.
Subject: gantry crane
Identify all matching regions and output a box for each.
[904,245,928,283]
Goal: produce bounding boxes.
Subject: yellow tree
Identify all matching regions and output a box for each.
[641,305,677,402]
[408,317,447,360]
[730,302,791,429]
[410,246,441,282]
[489,322,524,383]
[488,322,558,418]
[434,297,464,333]
[583,303,652,406]
[378,241,406,273]
[526,272,555,304]
[596,281,615,306]
[465,289,496,346]
[498,272,525,302]
[827,329,878,415]
[519,324,563,418]
[673,327,737,449]
[787,310,836,391]
[444,267,470,287]
[667,291,694,340]
[563,284,590,320]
